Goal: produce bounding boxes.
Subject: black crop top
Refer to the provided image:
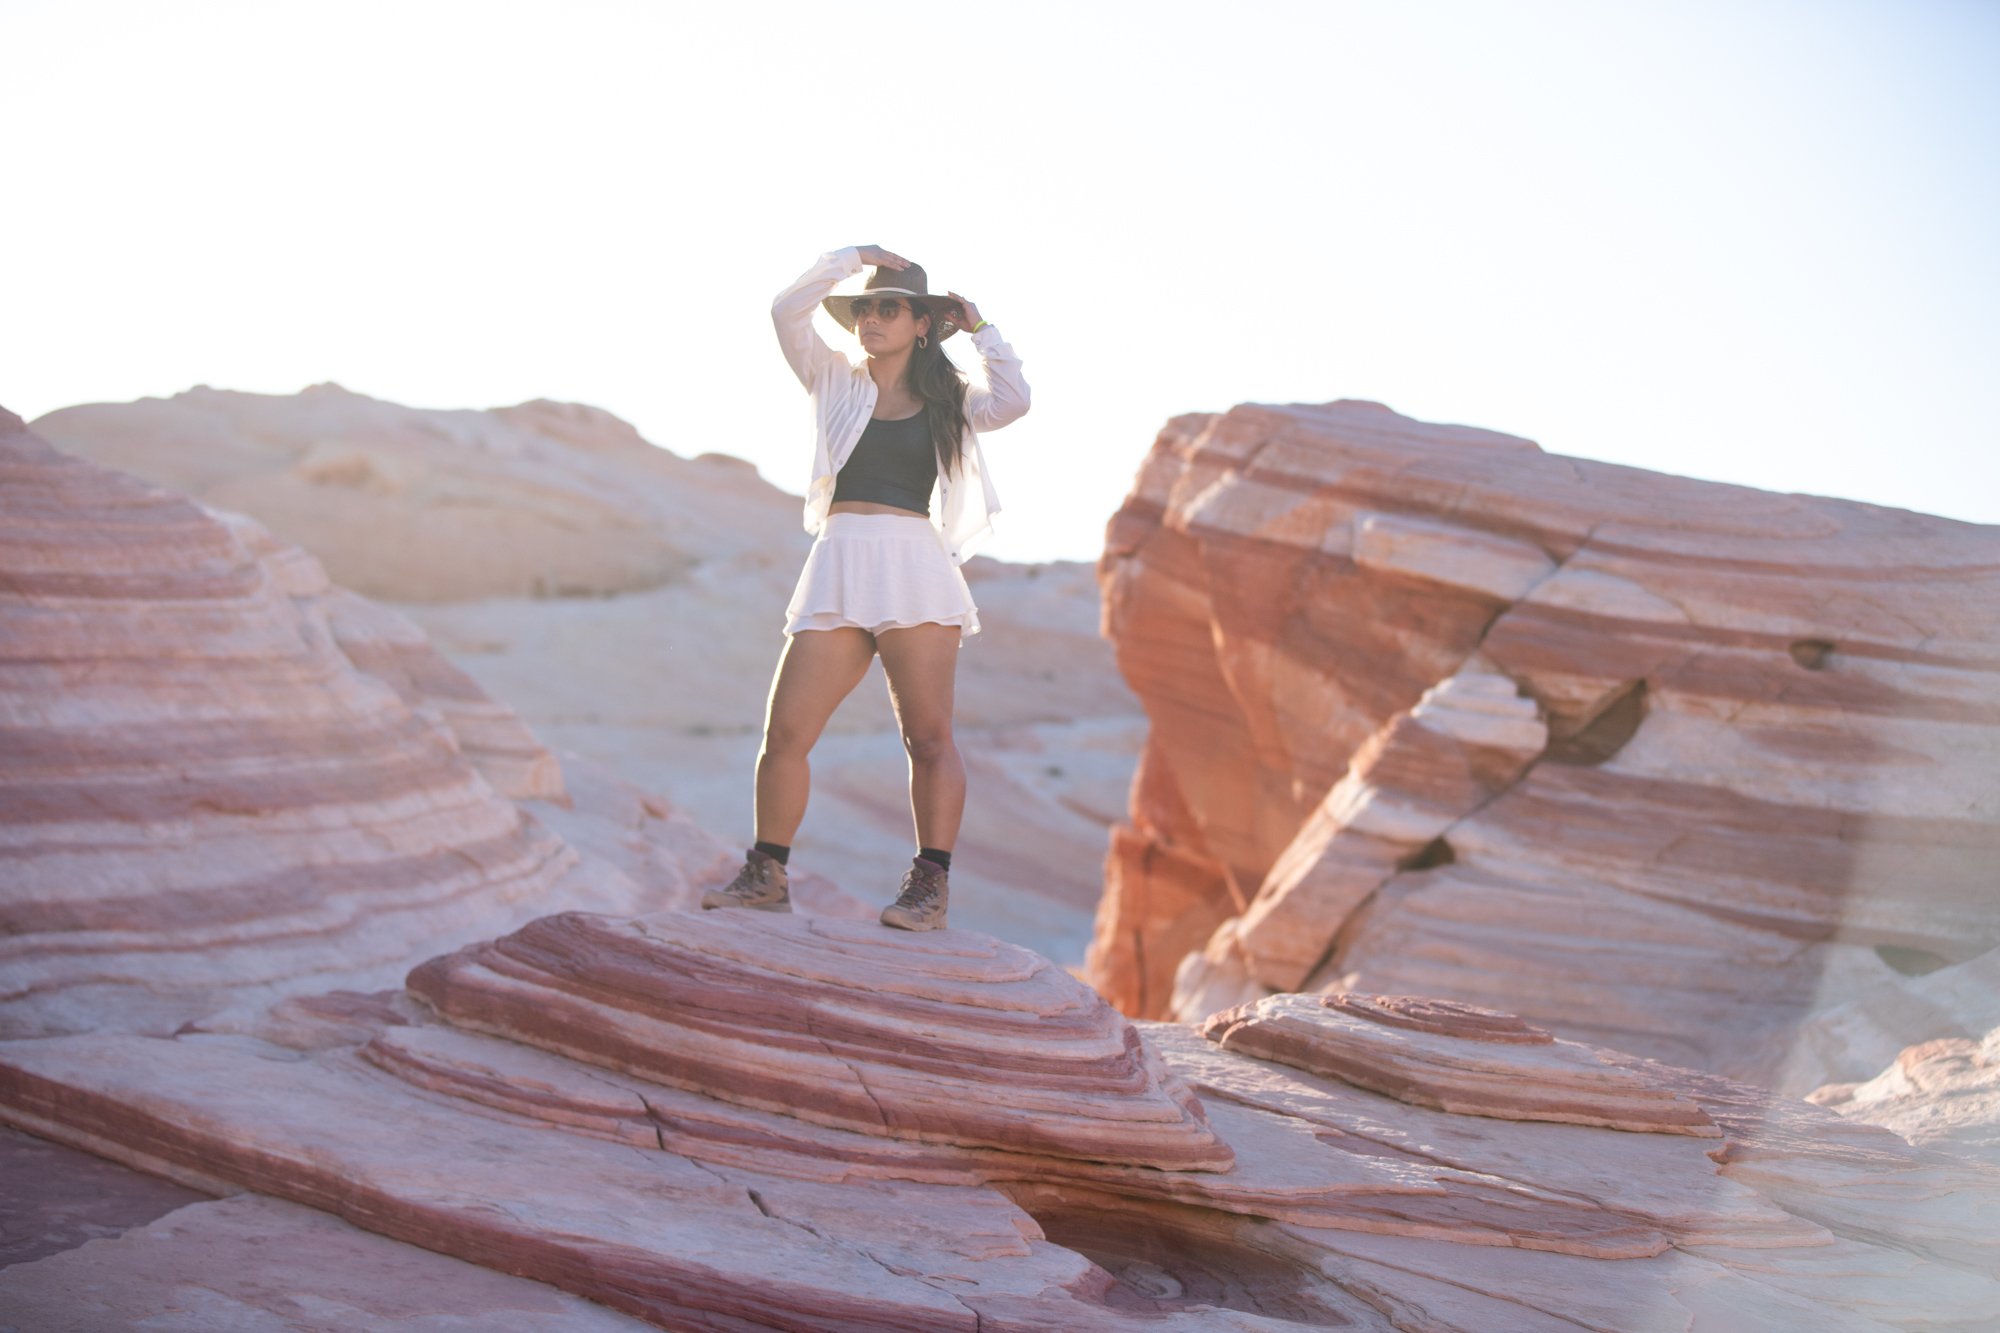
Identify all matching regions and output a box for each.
[831,412,938,515]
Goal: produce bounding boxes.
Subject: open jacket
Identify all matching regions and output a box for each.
[771,246,1031,564]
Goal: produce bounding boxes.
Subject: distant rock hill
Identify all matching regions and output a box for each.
[31,384,1141,964]
[31,381,799,602]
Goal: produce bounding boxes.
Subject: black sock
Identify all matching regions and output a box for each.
[754,840,791,866]
[917,847,952,871]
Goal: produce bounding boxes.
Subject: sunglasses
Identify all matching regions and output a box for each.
[849,297,914,322]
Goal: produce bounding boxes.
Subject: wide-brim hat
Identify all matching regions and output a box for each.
[823,263,965,341]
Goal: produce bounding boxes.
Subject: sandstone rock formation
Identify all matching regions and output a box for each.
[408,911,1234,1170]
[33,384,1141,966]
[7,397,2000,1327]
[4,910,1996,1329]
[0,408,859,1040]
[1089,400,2000,1098]
[1202,993,1719,1135]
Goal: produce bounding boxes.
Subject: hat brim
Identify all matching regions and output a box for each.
[822,291,965,340]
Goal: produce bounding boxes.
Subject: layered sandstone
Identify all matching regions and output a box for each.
[0,408,855,1040]
[1090,400,2000,1096]
[408,910,1233,1171]
[1202,993,1719,1135]
[9,387,1998,1325]
[6,905,1998,1329]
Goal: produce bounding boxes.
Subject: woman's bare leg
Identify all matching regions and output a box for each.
[875,622,964,851]
[756,628,877,845]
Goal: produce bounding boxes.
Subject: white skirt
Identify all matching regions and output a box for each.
[784,512,982,643]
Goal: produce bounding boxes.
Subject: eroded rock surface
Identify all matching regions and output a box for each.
[3,909,1996,1330]
[1089,400,2000,1096]
[10,392,1998,1327]
[0,408,846,1040]
[1203,993,1719,1135]
[0,1124,210,1269]
[407,910,1233,1171]
[0,1192,655,1331]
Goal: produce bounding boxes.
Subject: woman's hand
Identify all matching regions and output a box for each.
[855,245,910,270]
[947,291,983,331]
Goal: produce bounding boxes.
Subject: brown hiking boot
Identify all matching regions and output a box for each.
[879,857,949,931]
[701,848,791,913]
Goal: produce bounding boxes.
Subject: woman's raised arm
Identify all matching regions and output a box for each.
[770,245,910,389]
[955,290,1031,433]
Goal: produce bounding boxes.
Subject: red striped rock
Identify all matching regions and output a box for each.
[9,388,1997,1326]
[1202,993,1720,1135]
[6,968,1997,1328]
[1231,670,1546,991]
[1090,400,2000,1095]
[356,1017,1660,1253]
[0,409,773,1040]
[408,910,1234,1172]
[0,1033,1125,1332]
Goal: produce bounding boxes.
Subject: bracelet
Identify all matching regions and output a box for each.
[971,319,990,333]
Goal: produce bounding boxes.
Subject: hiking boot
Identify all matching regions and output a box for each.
[701,848,791,913]
[879,857,949,931]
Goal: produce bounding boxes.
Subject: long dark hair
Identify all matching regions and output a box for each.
[906,300,968,477]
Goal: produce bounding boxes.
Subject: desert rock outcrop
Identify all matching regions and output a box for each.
[27,384,794,602]
[0,408,849,1040]
[409,910,1233,1170]
[6,398,1999,1327]
[1202,993,1719,1135]
[1090,400,2000,1097]
[6,906,1999,1328]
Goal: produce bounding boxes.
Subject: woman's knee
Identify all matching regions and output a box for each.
[762,716,818,759]
[900,726,956,765]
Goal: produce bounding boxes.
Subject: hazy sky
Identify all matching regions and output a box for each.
[6,0,1996,564]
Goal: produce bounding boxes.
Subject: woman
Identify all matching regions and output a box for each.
[700,244,1031,931]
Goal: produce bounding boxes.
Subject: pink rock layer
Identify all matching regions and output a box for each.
[407,909,1235,1172]
[5,916,1997,1328]
[0,409,745,1040]
[1089,399,2000,1094]
[1203,992,1720,1135]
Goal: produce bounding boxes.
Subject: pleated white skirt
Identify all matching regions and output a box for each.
[784,512,982,643]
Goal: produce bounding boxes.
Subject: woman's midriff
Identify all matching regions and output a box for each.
[828,500,928,516]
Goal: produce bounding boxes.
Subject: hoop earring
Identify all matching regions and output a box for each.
[917,335,928,349]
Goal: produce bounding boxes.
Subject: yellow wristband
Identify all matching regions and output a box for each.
[971,319,990,333]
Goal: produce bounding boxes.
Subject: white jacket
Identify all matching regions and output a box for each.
[771,246,1031,564]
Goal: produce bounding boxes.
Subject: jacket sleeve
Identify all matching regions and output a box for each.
[962,323,1031,432]
[772,247,865,389]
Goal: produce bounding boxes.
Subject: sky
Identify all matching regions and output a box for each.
[4,0,1996,565]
